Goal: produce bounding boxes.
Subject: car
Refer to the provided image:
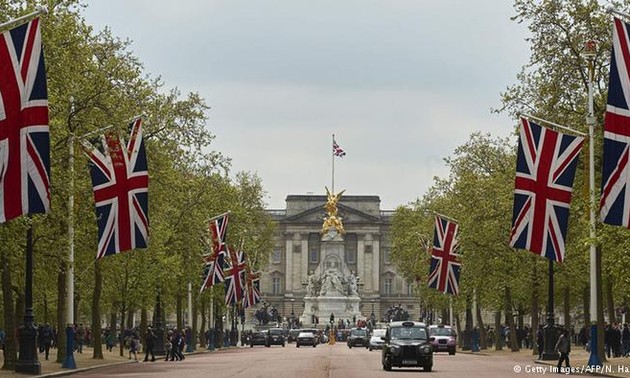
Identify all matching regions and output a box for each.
[250,331,268,347]
[300,328,321,344]
[267,328,286,347]
[369,329,387,351]
[287,329,301,343]
[428,324,457,355]
[381,321,433,372]
[296,332,317,348]
[347,327,369,348]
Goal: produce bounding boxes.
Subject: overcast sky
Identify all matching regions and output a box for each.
[82,0,529,210]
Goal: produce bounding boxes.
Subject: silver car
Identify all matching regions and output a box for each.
[369,329,387,351]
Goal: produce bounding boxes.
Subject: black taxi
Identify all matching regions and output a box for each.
[381,321,433,372]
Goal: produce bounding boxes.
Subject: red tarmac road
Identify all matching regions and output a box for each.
[73,343,545,377]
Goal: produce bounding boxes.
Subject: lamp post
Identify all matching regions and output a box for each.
[585,37,602,368]
[290,299,295,328]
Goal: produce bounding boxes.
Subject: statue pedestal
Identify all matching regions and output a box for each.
[300,231,362,325]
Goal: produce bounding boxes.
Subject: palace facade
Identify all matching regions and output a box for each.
[259,194,419,324]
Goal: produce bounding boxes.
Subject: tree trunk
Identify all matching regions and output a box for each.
[140,308,148,339]
[119,306,126,357]
[56,263,67,363]
[454,313,463,348]
[563,286,570,332]
[126,309,134,330]
[494,310,502,351]
[517,303,524,329]
[109,308,117,335]
[199,297,206,347]
[476,305,487,349]
[92,260,103,359]
[176,293,183,330]
[505,286,519,352]
[606,276,616,324]
[1,251,16,370]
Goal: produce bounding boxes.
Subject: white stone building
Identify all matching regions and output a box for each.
[259,194,419,325]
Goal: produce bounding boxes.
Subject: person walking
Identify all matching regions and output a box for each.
[143,327,156,362]
[39,323,53,360]
[536,325,544,360]
[128,332,139,361]
[555,330,571,373]
[622,324,630,357]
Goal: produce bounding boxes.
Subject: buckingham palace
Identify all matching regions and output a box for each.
[259,193,419,325]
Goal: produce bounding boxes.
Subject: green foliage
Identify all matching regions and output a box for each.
[0,1,275,332]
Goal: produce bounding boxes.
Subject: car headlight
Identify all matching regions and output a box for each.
[420,345,432,353]
[390,345,401,356]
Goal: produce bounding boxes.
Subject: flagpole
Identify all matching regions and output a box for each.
[519,113,587,137]
[585,39,602,368]
[332,134,335,193]
[606,6,630,20]
[0,6,47,31]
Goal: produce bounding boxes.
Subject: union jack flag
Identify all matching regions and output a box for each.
[199,212,230,292]
[242,269,261,309]
[601,18,630,227]
[333,135,346,157]
[83,117,149,258]
[428,214,461,295]
[209,212,229,251]
[224,247,246,306]
[0,17,50,222]
[509,118,584,262]
[199,248,226,293]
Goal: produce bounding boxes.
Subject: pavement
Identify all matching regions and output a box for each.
[0,344,227,377]
[0,344,627,377]
[459,346,630,377]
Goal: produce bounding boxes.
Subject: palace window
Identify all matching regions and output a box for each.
[272,248,281,264]
[384,278,393,295]
[272,277,281,295]
[383,247,391,265]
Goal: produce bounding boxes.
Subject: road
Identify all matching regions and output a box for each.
[73,343,546,378]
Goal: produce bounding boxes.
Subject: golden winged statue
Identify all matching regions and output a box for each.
[321,187,346,235]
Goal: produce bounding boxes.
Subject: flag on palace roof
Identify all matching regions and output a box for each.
[333,136,346,157]
[509,117,584,262]
[83,117,149,258]
[601,17,630,228]
[428,214,461,295]
[0,17,50,222]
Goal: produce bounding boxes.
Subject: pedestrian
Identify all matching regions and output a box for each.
[472,327,480,352]
[143,327,156,362]
[39,323,53,361]
[75,323,85,353]
[555,330,571,373]
[605,323,614,359]
[164,330,173,361]
[128,332,139,361]
[536,325,544,359]
[623,324,630,357]
[105,328,115,352]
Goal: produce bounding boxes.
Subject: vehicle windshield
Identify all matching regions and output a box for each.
[390,327,427,340]
[372,329,386,337]
[429,327,454,337]
[352,329,367,336]
[298,332,313,338]
[269,329,283,335]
